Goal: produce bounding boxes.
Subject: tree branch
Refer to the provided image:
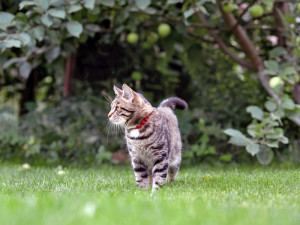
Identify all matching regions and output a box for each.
[216,0,263,69]
[216,0,282,103]
[194,0,300,126]
[215,0,300,126]
[194,10,256,71]
[187,29,243,52]
[273,1,288,47]
[229,0,257,32]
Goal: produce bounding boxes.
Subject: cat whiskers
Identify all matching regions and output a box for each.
[102,90,113,105]
[106,120,113,142]
[106,119,124,142]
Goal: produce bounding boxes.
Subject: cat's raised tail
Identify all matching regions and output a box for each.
[159,97,188,110]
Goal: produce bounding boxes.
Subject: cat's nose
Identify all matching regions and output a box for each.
[108,112,113,118]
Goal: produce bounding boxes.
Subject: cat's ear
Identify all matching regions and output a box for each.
[122,84,134,101]
[113,85,123,96]
[122,84,143,104]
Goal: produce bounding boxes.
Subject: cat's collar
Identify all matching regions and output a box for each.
[129,115,150,130]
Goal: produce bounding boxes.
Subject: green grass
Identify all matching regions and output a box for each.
[0,164,299,225]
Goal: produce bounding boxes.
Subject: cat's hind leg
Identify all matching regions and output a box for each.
[168,156,181,183]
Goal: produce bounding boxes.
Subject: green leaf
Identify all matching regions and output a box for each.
[224,129,251,147]
[41,15,53,27]
[116,0,126,6]
[19,1,36,10]
[66,21,83,37]
[247,124,257,137]
[19,62,32,79]
[68,4,82,13]
[262,69,277,76]
[281,96,295,110]
[264,60,279,73]
[87,12,98,22]
[0,12,15,30]
[32,26,45,41]
[35,0,49,10]
[223,128,245,138]
[265,141,279,148]
[167,0,183,4]
[285,13,296,24]
[246,106,264,120]
[5,39,21,48]
[99,0,115,7]
[15,33,31,45]
[184,8,195,19]
[48,9,66,19]
[219,153,232,162]
[282,67,296,76]
[278,136,289,144]
[45,46,60,62]
[15,12,28,22]
[287,105,300,119]
[3,58,24,68]
[135,0,151,10]
[229,136,249,147]
[45,46,61,63]
[195,5,207,14]
[85,24,101,32]
[273,108,285,118]
[246,143,260,156]
[269,47,287,58]
[266,128,283,139]
[84,0,95,10]
[256,146,273,165]
[265,100,277,112]
[261,0,273,7]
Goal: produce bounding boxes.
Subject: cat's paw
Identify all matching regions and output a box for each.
[150,188,158,196]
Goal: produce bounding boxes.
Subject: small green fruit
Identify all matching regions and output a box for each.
[269,76,283,90]
[147,32,159,44]
[127,32,139,44]
[250,5,264,18]
[222,3,235,13]
[158,23,171,37]
[131,71,142,81]
[298,3,300,11]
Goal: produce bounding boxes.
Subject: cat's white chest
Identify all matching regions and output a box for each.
[129,129,140,138]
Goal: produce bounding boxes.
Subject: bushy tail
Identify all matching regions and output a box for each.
[159,97,188,110]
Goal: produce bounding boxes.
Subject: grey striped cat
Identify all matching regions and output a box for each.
[108,84,188,192]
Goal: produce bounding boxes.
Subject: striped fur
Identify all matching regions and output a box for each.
[108,84,187,192]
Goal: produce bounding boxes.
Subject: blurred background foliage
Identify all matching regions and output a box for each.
[0,0,300,166]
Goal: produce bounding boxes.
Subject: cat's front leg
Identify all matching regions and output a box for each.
[151,155,169,191]
[132,158,149,189]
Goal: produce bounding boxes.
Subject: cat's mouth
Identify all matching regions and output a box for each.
[109,117,126,127]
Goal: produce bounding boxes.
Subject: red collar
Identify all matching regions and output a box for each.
[130,115,150,130]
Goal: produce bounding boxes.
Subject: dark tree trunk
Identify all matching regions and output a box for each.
[19,69,38,115]
[273,1,288,47]
[63,53,77,97]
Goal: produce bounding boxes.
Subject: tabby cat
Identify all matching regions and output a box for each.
[108,84,188,192]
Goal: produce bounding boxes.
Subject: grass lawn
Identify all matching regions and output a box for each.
[0,164,299,225]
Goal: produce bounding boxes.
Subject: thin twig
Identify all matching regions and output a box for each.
[194,8,256,71]
[229,0,257,32]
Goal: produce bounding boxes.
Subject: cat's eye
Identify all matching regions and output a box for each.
[116,106,121,111]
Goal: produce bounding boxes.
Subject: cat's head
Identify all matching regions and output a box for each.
[108,84,153,129]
